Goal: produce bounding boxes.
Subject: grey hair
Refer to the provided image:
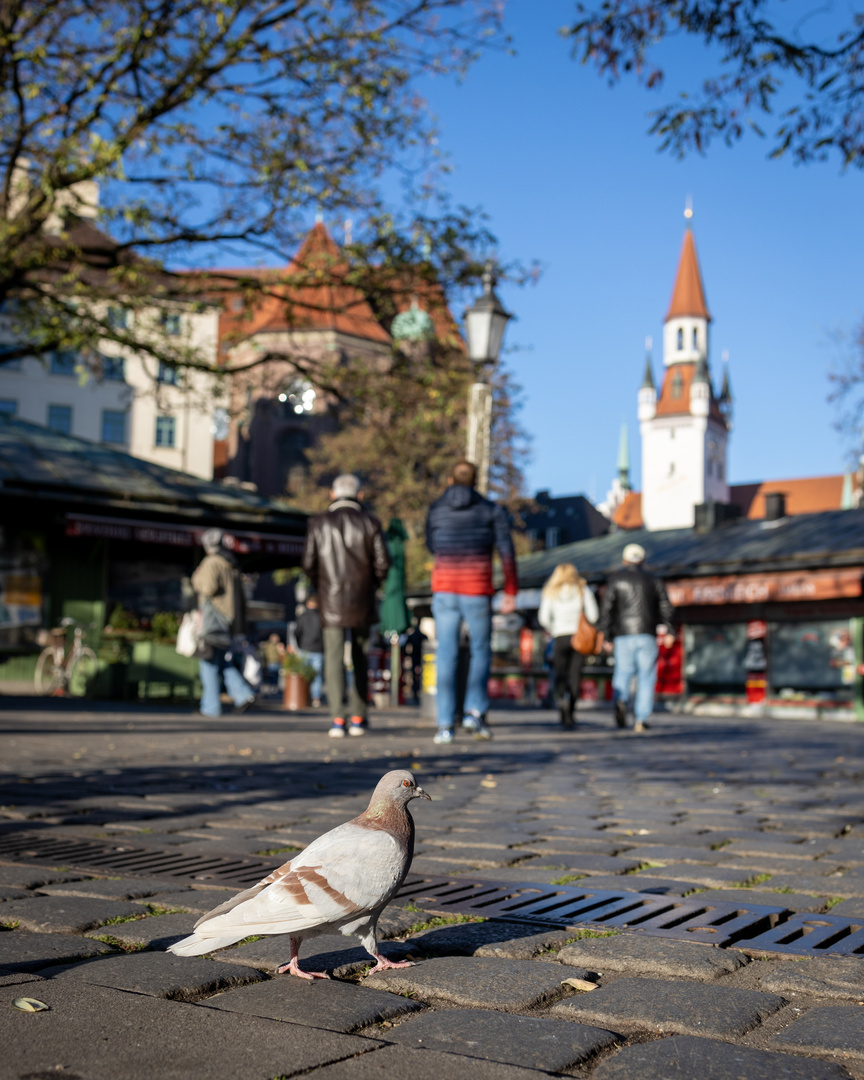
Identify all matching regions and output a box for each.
[331,473,361,499]
[201,528,224,554]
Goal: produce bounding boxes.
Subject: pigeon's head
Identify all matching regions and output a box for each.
[377,769,432,806]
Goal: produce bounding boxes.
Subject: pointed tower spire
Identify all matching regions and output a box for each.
[617,421,631,492]
[665,227,711,323]
[718,349,733,429]
[642,336,655,389]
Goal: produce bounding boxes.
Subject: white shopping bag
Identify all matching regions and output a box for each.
[242,646,263,689]
[175,610,201,658]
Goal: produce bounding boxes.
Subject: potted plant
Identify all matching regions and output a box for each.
[282,652,316,711]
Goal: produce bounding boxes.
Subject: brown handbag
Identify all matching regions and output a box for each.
[570,588,601,655]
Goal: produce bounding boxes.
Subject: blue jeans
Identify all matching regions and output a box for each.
[198,648,255,717]
[300,650,324,702]
[612,634,658,723]
[433,592,491,731]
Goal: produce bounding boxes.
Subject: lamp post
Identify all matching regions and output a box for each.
[464,264,511,495]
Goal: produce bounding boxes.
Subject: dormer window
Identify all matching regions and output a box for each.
[677,328,683,350]
[671,370,683,399]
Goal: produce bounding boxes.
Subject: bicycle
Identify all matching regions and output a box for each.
[34,619,98,697]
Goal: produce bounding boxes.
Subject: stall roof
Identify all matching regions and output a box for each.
[509,509,864,590]
[0,416,307,531]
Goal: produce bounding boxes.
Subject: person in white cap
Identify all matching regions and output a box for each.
[597,543,675,732]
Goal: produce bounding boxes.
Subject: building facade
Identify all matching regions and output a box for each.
[638,226,732,530]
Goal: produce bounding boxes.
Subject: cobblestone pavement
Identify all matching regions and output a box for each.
[2,697,864,1079]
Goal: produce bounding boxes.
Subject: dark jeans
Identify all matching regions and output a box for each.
[552,635,585,711]
[323,626,369,721]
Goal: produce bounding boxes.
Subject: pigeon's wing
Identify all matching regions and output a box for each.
[190,822,406,940]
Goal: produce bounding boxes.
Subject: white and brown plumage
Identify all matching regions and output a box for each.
[167,770,431,978]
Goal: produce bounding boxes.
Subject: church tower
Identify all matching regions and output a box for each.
[639,217,731,530]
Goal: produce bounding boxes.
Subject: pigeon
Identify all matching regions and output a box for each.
[167,769,431,978]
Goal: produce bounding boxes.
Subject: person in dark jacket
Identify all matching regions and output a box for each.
[302,474,390,737]
[425,460,518,743]
[597,543,675,732]
[294,595,324,707]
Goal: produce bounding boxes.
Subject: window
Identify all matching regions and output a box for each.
[157,361,179,385]
[107,306,129,330]
[47,404,72,435]
[671,370,683,399]
[155,414,176,448]
[102,409,127,445]
[161,312,182,336]
[692,327,698,349]
[100,354,125,381]
[545,526,560,549]
[676,328,683,350]
[50,350,77,376]
[0,399,17,415]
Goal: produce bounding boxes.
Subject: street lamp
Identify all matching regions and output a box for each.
[463,264,511,495]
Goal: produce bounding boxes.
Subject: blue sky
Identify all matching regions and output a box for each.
[412,0,864,501]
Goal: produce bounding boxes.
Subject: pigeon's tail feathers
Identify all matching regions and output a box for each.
[167,931,246,957]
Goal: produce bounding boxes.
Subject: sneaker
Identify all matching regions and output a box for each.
[614,700,628,729]
[235,697,256,715]
[461,713,493,740]
[311,698,321,708]
[329,720,346,738]
[633,720,651,733]
[348,716,367,737]
[433,728,454,745]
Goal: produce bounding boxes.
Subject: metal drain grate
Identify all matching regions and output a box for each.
[0,831,282,887]
[735,913,864,957]
[3,830,863,957]
[396,875,787,948]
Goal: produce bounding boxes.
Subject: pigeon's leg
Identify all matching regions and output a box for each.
[277,936,330,980]
[358,927,414,975]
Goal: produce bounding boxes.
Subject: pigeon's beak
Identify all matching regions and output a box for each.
[414,785,432,801]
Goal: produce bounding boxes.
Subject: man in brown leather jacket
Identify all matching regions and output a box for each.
[302,474,390,737]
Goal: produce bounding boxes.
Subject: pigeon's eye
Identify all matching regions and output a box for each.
[402,779,411,787]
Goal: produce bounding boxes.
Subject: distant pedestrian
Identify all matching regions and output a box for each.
[425,460,518,744]
[597,543,675,733]
[294,595,324,707]
[402,619,427,706]
[191,529,256,718]
[302,474,390,737]
[263,633,285,688]
[538,563,599,729]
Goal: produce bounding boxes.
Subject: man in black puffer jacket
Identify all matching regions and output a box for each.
[303,474,390,738]
[597,543,675,733]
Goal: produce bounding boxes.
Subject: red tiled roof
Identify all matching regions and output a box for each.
[730,476,845,518]
[612,475,846,531]
[665,229,710,322]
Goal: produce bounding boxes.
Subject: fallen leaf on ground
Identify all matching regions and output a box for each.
[11,998,49,1012]
[561,978,598,992]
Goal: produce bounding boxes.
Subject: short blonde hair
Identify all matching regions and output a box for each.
[542,562,585,599]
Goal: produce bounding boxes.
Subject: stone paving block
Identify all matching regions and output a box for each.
[573,874,700,895]
[760,959,864,1000]
[421,845,538,867]
[827,898,864,917]
[0,929,115,971]
[43,948,266,1001]
[384,1006,620,1071]
[0,970,44,986]
[0,979,383,1080]
[593,1034,852,1079]
[0,864,86,889]
[147,888,240,914]
[407,919,559,957]
[0,894,147,933]
[85,911,201,950]
[474,927,576,959]
[308,1043,559,1080]
[725,837,837,859]
[551,976,787,1037]
[614,844,725,864]
[650,865,778,888]
[377,903,425,938]
[219,933,411,977]
[38,876,185,900]
[688,889,826,912]
[204,972,422,1031]
[363,955,589,1010]
[519,853,644,875]
[558,933,747,980]
[0,887,29,900]
[772,1006,864,1057]
[765,874,855,896]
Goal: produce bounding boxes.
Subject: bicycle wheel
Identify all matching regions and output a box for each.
[34,648,63,695]
[67,647,98,697]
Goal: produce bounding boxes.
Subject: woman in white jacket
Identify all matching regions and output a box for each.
[538,562,599,728]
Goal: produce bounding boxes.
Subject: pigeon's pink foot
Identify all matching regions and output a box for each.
[277,959,329,979]
[365,955,414,975]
